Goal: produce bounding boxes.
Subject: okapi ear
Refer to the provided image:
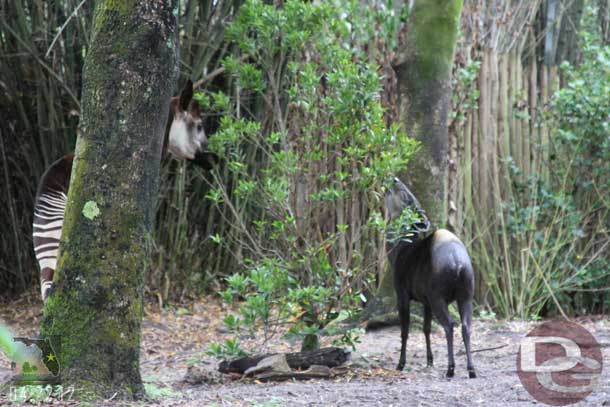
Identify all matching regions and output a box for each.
[179,79,194,112]
[188,99,202,117]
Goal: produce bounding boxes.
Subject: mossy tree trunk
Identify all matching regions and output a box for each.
[40,0,178,400]
[365,0,464,327]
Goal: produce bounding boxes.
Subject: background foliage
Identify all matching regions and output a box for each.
[448,1,609,318]
[1,0,608,331]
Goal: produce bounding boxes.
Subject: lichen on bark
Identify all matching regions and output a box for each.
[40,0,178,400]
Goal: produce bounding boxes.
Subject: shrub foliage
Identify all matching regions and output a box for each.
[205,0,417,351]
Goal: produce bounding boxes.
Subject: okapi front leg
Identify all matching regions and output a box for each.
[396,293,411,371]
[423,304,433,367]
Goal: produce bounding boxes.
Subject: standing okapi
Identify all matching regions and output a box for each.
[384,177,476,379]
[33,80,217,302]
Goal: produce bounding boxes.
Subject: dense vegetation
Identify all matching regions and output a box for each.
[487,10,607,318]
[204,0,417,352]
[1,0,608,348]
[473,36,610,319]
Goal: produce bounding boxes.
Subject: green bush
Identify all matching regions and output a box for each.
[205,0,417,354]
[546,35,610,313]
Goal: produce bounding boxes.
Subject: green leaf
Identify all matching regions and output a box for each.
[175,307,190,316]
[82,201,100,220]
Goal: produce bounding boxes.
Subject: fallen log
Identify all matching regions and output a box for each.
[253,362,332,381]
[244,354,332,381]
[254,365,331,381]
[218,347,350,374]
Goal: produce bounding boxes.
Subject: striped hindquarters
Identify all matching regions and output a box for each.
[33,155,73,301]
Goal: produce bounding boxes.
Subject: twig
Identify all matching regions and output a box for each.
[565,286,610,293]
[470,343,509,354]
[193,54,250,90]
[45,0,89,58]
[105,392,118,401]
[530,251,570,321]
[0,129,25,289]
[1,22,80,107]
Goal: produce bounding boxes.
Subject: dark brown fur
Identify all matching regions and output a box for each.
[385,178,476,378]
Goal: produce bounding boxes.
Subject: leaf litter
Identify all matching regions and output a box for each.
[0,292,609,406]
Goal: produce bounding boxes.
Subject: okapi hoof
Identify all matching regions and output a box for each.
[446,368,455,378]
[396,363,405,371]
[426,359,433,368]
[468,369,477,379]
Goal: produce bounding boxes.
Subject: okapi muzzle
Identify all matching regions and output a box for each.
[33,80,218,302]
[384,176,430,233]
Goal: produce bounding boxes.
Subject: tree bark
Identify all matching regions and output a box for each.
[556,0,584,66]
[394,0,464,223]
[40,0,178,400]
[365,0,464,327]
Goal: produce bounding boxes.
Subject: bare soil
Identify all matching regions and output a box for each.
[1,293,609,406]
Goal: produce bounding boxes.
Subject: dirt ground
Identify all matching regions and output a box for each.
[0,293,609,406]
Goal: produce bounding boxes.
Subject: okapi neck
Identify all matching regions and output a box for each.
[386,229,433,264]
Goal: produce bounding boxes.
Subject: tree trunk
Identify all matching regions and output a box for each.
[599,0,610,45]
[394,0,463,224]
[362,263,398,329]
[556,0,584,66]
[365,0,464,327]
[40,0,178,400]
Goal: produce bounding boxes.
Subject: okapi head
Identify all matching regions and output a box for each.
[165,80,219,170]
[385,177,422,220]
[384,177,430,233]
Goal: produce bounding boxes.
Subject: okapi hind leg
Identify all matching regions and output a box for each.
[458,298,477,378]
[396,293,411,371]
[431,300,455,378]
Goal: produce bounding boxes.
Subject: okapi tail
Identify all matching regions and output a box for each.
[33,154,73,301]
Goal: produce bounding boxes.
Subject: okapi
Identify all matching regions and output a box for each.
[384,177,476,378]
[33,80,217,302]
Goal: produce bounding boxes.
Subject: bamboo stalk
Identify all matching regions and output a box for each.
[471,98,480,225]
[463,111,473,238]
[477,49,491,221]
[528,29,539,177]
[521,50,531,177]
[540,64,550,181]
[498,54,510,200]
[515,50,524,174]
